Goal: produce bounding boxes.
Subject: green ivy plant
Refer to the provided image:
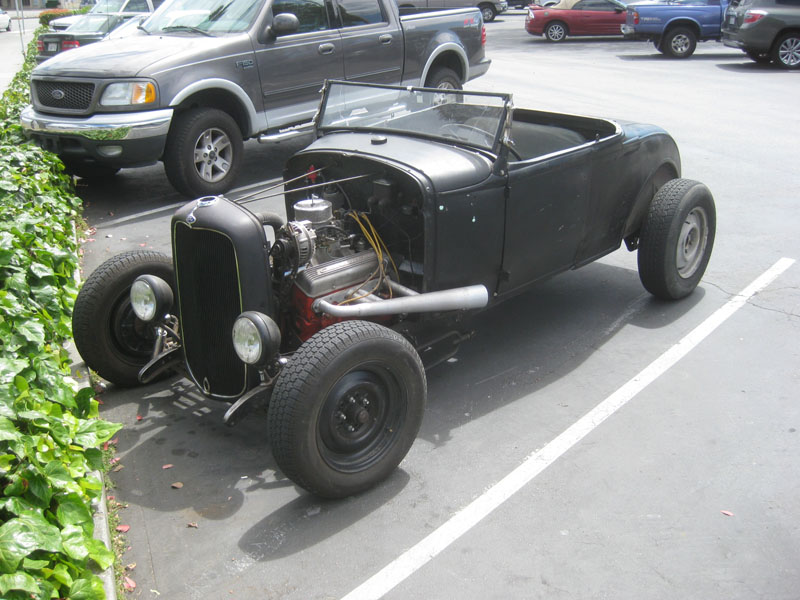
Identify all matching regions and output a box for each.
[0,32,121,600]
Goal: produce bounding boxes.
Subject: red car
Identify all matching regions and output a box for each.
[526,0,627,42]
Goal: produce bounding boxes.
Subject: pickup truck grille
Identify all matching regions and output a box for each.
[34,80,95,111]
[173,223,248,399]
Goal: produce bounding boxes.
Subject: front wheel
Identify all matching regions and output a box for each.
[545,21,567,42]
[637,179,716,300]
[772,32,800,70]
[268,321,426,498]
[73,250,175,386]
[164,107,243,198]
[662,27,697,58]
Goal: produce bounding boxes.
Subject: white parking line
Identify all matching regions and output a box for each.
[341,257,796,600]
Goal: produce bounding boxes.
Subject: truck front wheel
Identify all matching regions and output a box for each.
[637,179,716,300]
[164,108,243,198]
[663,27,697,58]
[268,321,426,498]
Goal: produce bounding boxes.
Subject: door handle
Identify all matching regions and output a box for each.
[318,43,336,55]
[379,34,393,44]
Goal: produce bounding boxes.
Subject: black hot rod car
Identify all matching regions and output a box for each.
[74,81,716,498]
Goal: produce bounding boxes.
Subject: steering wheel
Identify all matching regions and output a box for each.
[438,123,495,147]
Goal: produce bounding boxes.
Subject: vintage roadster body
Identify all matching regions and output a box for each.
[74,81,716,498]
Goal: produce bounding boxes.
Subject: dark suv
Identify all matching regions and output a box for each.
[722,0,800,68]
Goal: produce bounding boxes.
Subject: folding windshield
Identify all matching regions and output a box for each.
[317,81,512,154]
[143,0,261,35]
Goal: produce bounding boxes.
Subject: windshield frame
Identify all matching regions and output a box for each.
[315,80,514,157]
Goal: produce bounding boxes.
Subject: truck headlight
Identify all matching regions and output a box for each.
[100,81,157,106]
[232,312,281,366]
[130,275,173,322]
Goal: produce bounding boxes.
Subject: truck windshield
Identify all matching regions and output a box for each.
[144,0,261,34]
[318,81,512,154]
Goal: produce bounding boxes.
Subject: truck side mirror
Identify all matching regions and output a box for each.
[269,13,300,37]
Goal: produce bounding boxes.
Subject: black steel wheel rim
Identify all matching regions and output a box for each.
[317,365,406,473]
[110,294,156,360]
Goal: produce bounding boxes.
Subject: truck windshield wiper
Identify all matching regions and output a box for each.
[161,25,215,37]
[136,23,151,35]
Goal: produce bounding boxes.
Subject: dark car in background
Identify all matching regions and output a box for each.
[526,0,627,41]
[722,0,800,68]
[50,0,161,30]
[36,14,131,63]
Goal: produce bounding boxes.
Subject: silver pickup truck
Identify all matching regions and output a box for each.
[21,0,490,197]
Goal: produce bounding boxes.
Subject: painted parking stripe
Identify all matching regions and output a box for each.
[341,257,796,600]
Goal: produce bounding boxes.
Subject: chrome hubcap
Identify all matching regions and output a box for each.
[676,207,708,278]
[671,34,690,54]
[193,127,232,183]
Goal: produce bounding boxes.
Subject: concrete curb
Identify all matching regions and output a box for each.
[67,341,118,600]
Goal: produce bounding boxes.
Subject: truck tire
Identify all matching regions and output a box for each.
[771,32,800,70]
[268,321,426,498]
[662,27,697,58]
[545,21,568,42]
[164,107,243,198]
[479,3,497,22]
[637,179,715,300]
[426,66,462,91]
[73,250,175,386]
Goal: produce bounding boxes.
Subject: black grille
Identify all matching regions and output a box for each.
[174,224,248,398]
[35,80,95,111]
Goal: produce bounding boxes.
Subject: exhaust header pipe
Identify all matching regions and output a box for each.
[313,285,489,318]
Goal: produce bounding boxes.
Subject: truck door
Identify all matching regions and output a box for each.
[255,0,345,129]
[499,150,591,295]
[336,0,403,84]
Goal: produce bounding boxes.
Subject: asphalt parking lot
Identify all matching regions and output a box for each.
[75,12,800,599]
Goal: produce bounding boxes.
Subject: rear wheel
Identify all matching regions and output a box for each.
[545,21,567,42]
[772,32,800,69]
[164,107,243,198]
[479,3,497,22]
[268,321,426,498]
[73,251,174,386]
[637,179,716,300]
[663,27,697,58]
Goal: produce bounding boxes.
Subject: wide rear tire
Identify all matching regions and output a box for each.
[637,179,716,300]
[73,251,174,386]
[268,321,426,498]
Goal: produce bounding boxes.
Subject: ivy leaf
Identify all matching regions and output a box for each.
[60,525,89,562]
[73,420,122,448]
[0,416,20,442]
[55,493,93,533]
[0,358,29,385]
[69,576,106,600]
[0,513,62,574]
[0,572,40,595]
[86,537,114,571]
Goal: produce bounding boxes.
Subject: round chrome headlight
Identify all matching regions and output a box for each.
[130,275,173,323]
[131,278,157,321]
[232,312,281,366]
